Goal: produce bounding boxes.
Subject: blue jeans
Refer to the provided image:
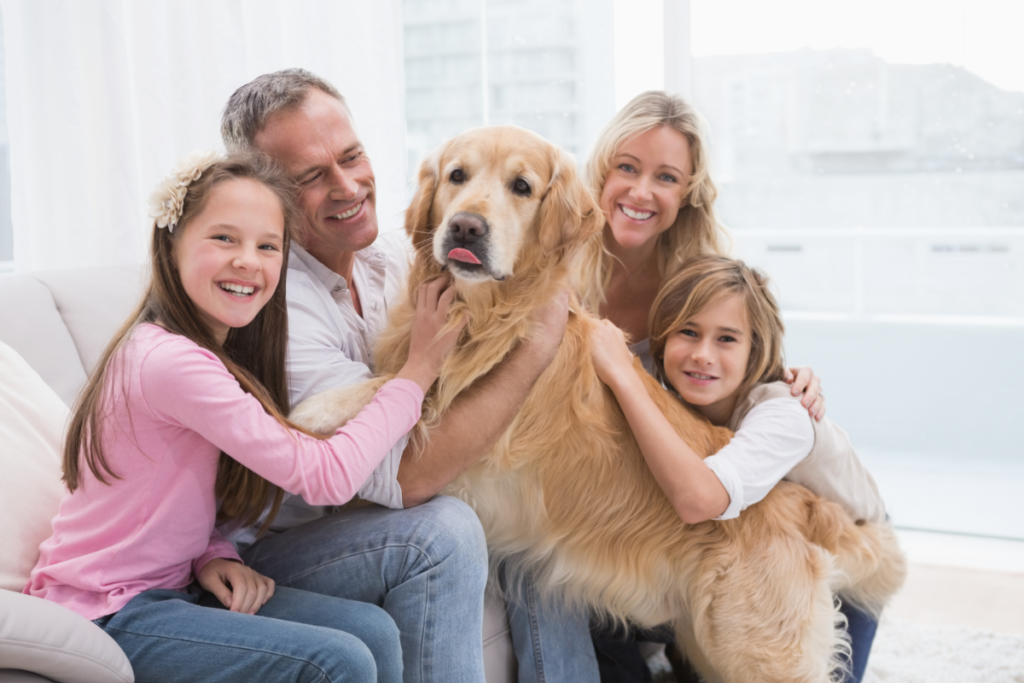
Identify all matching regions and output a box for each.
[240,495,488,683]
[588,601,879,683]
[96,585,402,683]
[500,563,600,683]
[839,601,879,683]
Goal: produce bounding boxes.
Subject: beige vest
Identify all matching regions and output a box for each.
[726,382,887,524]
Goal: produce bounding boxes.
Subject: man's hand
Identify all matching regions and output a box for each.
[196,558,275,615]
[784,366,825,421]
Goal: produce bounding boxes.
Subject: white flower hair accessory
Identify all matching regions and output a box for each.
[147,150,223,232]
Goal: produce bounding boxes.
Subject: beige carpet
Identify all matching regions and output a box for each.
[647,616,1024,682]
[865,616,1024,683]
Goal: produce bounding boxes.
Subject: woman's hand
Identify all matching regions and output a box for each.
[589,319,637,388]
[784,366,826,421]
[398,275,468,393]
[196,558,275,615]
[522,288,570,369]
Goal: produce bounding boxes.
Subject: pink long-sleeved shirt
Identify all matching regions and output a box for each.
[25,323,422,620]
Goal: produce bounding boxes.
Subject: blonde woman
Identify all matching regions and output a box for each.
[578,90,823,414]
[509,92,831,683]
[579,92,827,682]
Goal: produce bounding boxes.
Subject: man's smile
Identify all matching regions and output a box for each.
[330,201,363,221]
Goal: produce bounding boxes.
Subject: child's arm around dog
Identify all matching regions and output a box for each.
[590,319,730,524]
[141,277,463,508]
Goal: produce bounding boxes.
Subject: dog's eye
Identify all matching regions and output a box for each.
[450,168,465,184]
[512,178,531,196]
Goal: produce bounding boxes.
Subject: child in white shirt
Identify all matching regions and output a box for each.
[590,255,887,683]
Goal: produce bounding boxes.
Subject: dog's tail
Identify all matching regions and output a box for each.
[801,487,907,617]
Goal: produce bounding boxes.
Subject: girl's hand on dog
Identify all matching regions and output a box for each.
[590,319,637,389]
[197,558,275,615]
[399,275,468,393]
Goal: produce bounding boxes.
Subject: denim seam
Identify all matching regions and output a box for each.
[103,624,332,683]
[416,551,433,683]
[525,578,546,683]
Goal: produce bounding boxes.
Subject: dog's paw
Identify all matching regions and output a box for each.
[290,377,391,436]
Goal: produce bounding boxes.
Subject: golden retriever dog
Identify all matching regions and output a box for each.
[291,125,907,683]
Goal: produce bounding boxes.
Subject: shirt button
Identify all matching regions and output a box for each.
[333,286,342,293]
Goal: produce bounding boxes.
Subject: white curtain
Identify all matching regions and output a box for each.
[0,0,407,271]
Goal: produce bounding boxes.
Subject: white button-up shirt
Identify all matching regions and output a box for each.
[226,231,414,547]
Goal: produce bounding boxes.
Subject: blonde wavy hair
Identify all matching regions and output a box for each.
[649,256,787,399]
[575,91,729,311]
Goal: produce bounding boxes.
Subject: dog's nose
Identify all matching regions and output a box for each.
[449,212,488,244]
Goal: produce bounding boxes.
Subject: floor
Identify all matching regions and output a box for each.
[887,529,1024,636]
[643,528,1024,682]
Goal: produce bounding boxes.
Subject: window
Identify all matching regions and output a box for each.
[402,0,615,177]
[690,0,1024,540]
[400,0,1024,542]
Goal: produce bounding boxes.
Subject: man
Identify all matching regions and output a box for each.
[219,69,584,682]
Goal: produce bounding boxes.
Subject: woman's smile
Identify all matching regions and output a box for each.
[600,125,692,254]
[619,203,655,221]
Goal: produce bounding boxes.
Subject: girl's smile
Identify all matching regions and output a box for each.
[173,178,285,345]
[681,370,718,385]
[218,280,258,296]
[661,293,752,425]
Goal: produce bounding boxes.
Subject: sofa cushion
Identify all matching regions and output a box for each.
[32,266,147,391]
[0,274,87,406]
[483,589,517,682]
[0,342,133,682]
[0,590,133,683]
[0,340,68,592]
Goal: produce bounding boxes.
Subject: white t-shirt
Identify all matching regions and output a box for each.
[629,338,881,523]
[703,396,815,520]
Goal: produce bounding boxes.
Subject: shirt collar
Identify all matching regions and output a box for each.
[289,242,390,288]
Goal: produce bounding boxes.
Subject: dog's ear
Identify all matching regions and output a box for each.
[537,147,602,257]
[404,149,440,256]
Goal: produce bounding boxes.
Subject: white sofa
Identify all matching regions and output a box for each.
[0,266,516,682]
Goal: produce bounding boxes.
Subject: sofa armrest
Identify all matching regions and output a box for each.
[0,590,133,683]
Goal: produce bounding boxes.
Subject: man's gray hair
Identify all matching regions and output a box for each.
[221,68,348,153]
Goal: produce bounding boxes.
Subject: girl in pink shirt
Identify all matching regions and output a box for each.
[26,152,464,683]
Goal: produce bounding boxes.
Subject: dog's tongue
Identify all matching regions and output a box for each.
[448,248,482,265]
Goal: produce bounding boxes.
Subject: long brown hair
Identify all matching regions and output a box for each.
[649,256,787,398]
[63,153,307,530]
[575,91,730,310]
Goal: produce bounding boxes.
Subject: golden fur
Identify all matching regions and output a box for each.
[291,125,907,683]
